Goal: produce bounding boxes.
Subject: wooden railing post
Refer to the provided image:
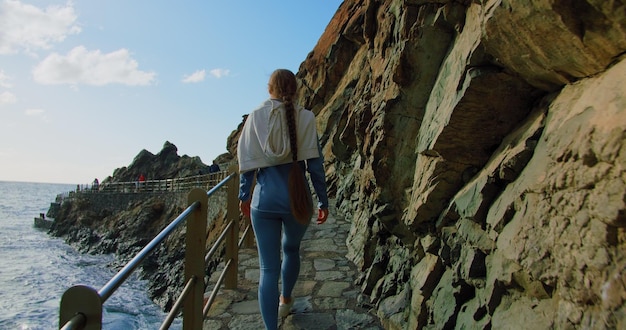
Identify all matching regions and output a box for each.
[225,165,240,289]
[184,188,208,330]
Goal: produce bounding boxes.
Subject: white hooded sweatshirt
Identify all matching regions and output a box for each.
[238,99,320,173]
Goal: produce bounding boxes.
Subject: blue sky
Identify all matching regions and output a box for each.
[0,0,342,184]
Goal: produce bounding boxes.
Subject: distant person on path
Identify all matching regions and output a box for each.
[137,174,146,191]
[237,69,329,329]
[92,178,99,191]
[209,161,220,173]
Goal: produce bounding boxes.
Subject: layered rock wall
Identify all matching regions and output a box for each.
[296,0,626,328]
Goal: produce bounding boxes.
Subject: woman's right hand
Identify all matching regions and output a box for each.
[240,200,251,218]
[317,208,329,224]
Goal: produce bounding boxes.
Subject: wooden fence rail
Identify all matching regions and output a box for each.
[74,172,229,195]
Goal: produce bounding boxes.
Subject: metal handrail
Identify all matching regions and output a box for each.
[198,204,254,318]
[164,170,254,327]
[160,276,197,330]
[200,192,254,317]
[202,259,234,318]
[60,313,85,330]
[204,221,234,264]
[206,172,234,195]
[99,202,200,301]
[238,225,253,249]
[58,169,252,330]
[200,223,253,318]
[158,172,240,325]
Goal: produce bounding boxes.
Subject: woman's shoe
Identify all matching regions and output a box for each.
[278,300,294,317]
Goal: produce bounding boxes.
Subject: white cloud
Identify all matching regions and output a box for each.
[24,108,49,122]
[0,70,13,88]
[209,68,230,78]
[0,71,16,106]
[25,108,44,116]
[182,69,206,83]
[32,46,156,86]
[0,148,11,157]
[0,0,81,55]
[0,91,17,105]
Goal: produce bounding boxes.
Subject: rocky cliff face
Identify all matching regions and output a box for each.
[103,141,211,183]
[292,0,626,328]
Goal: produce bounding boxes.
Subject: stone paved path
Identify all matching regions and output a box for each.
[203,202,384,330]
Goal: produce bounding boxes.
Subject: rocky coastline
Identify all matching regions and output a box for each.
[47,141,233,310]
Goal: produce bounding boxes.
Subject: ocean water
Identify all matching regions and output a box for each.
[0,181,181,329]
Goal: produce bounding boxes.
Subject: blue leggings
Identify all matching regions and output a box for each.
[250,209,309,330]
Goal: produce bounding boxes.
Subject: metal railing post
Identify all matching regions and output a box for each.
[59,285,102,329]
[225,165,240,289]
[183,188,208,330]
[242,216,254,248]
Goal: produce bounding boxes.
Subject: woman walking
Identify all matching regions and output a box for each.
[237,69,329,329]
